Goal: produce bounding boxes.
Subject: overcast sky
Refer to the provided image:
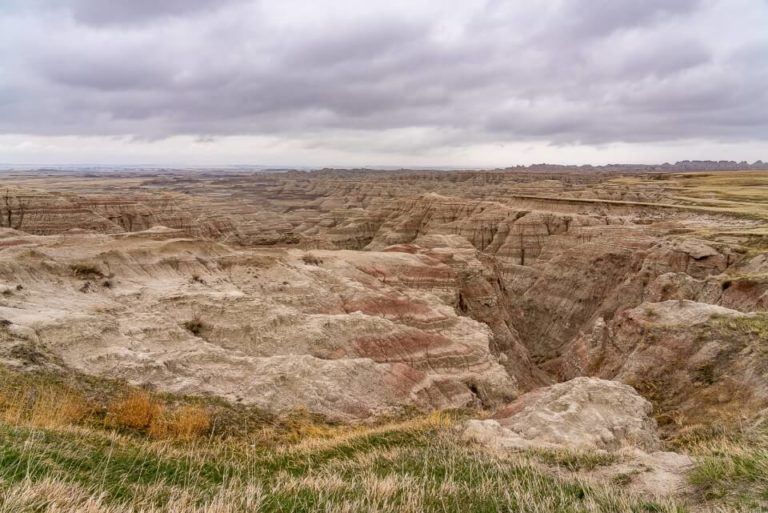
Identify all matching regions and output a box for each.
[1,0,767,167]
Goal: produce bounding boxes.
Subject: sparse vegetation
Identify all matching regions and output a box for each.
[710,313,768,340]
[183,316,209,336]
[643,306,659,319]
[612,472,635,486]
[70,263,105,279]
[532,448,618,471]
[302,253,323,265]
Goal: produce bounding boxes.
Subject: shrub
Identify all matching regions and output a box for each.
[149,405,211,440]
[183,317,208,336]
[301,253,323,266]
[106,391,164,431]
[106,391,210,440]
[70,263,104,279]
[532,448,617,471]
[0,386,89,428]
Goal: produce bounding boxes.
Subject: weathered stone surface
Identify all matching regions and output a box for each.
[0,231,513,420]
[463,377,660,452]
[463,377,695,499]
[558,301,768,427]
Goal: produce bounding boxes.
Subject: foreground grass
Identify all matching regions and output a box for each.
[678,424,768,512]
[0,413,688,513]
[3,368,766,512]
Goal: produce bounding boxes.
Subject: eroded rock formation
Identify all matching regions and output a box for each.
[1,168,766,427]
[463,377,695,498]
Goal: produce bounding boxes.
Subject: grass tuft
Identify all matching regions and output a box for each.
[148,405,211,440]
[69,263,105,279]
[531,448,618,471]
[106,390,164,431]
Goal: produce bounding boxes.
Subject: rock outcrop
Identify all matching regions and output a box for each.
[558,301,768,428]
[463,377,660,452]
[463,378,694,499]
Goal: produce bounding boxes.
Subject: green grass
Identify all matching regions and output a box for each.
[685,428,768,511]
[690,449,768,504]
[3,368,766,513]
[710,313,768,340]
[0,416,687,513]
[531,448,618,471]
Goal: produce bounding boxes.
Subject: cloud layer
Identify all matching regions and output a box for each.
[1,0,767,164]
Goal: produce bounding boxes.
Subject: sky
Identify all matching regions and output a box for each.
[0,0,767,167]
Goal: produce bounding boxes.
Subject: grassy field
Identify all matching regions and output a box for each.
[675,423,768,512]
[0,414,689,513]
[609,171,768,221]
[0,367,765,512]
[0,368,693,513]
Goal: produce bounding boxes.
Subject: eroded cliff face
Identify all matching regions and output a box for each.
[1,170,766,425]
[0,229,513,420]
[558,301,768,428]
[358,192,768,426]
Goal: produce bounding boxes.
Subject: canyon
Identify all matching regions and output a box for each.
[1,167,767,509]
[2,169,766,423]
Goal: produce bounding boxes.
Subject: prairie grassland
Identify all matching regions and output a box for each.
[0,368,691,513]
[0,367,765,512]
[608,171,768,220]
[670,172,768,206]
[0,414,689,513]
[675,422,768,512]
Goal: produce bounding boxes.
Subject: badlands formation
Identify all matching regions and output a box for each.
[1,168,768,503]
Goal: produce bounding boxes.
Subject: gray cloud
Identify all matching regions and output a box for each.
[69,0,246,25]
[556,0,703,37]
[0,0,767,152]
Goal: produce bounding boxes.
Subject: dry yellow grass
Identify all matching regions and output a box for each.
[148,404,211,440]
[0,371,214,441]
[0,385,89,428]
[105,391,213,440]
[610,171,768,220]
[106,390,164,431]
